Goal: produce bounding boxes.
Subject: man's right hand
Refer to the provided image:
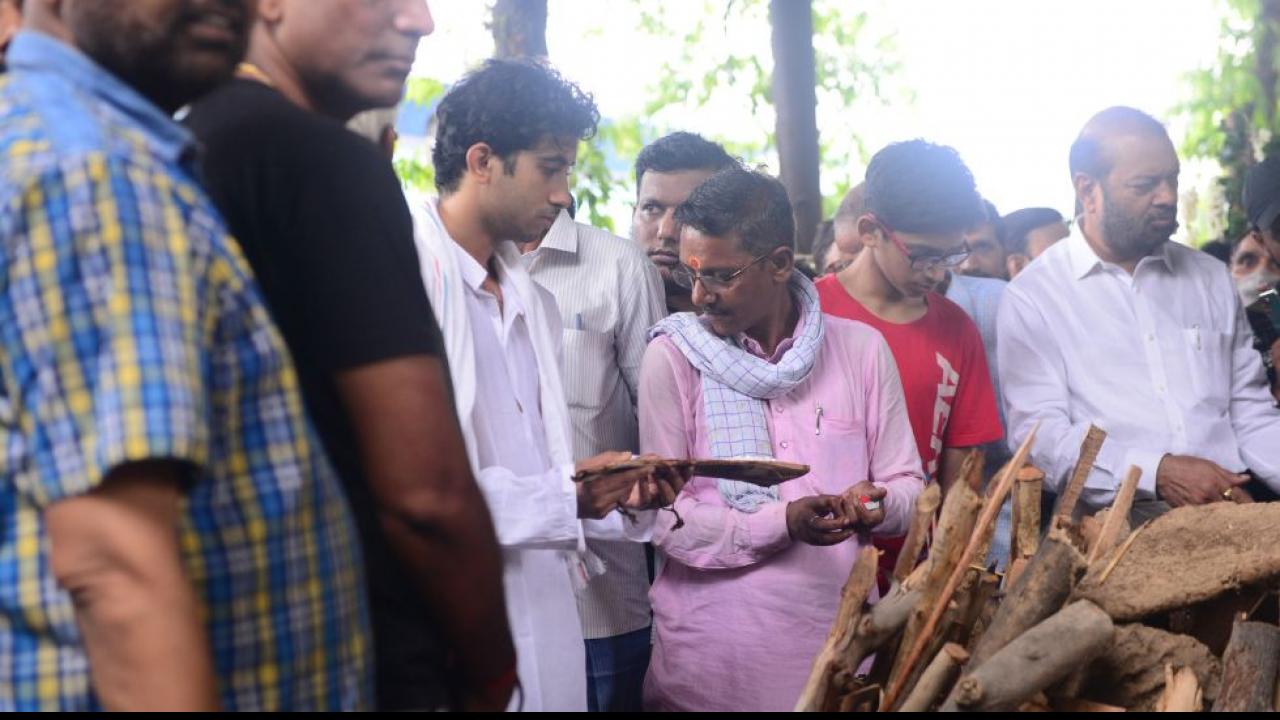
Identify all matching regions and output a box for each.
[1155,454,1250,507]
[786,495,857,546]
[575,451,645,519]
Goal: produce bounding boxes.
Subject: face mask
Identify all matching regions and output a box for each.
[1237,268,1280,308]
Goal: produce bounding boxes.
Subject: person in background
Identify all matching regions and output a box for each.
[1001,206,1069,277]
[520,203,666,709]
[831,182,868,262]
[999,106,1280,520]
[411,57,684,712]
[810,218,842,275]
[818,141,1002,588]
[1230,231,1280,402]
[954,199,1010,280]
[1201,238,1232,264]
[632,131,740,314]
[641,167,923,711]
[185,1,516,710]
[0,0,368,710]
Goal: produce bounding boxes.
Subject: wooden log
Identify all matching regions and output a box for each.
[893,483,942,584]
[1055,424,1107,520]
[940,600,1115,712]
[882,426,1038,711]
[1057,698,1126,712]
[1073,503,1280,621]
[950,570,999,650]
[1009,465,1044,568]
[967,520,1085,669]
[898,643,969,712]
[1086,465,1141,566]
[795,546,879,711]
[1158,664,1202,712]
[889,469,984,690]
[1211,621,1280,712]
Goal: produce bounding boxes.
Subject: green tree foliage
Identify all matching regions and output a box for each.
[392,77,447,193]
[571,0,905,231]
[1177,0,1280,244]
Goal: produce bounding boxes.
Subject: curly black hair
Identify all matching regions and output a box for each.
[673,167,795,256]
[432,58,600,193]
[863,140,985,235]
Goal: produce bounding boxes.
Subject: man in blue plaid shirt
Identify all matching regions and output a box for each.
[0,1,370,710]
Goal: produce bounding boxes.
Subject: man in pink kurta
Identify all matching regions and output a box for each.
[638,168,924,712]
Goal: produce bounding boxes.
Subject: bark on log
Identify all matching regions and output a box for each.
[1078,623,1219,711]
[490,0,548,58]
[890,476,983,690]
[1157,665,1202,712]
[1212,621,1280,712]
[894,483,942,584]
[899,643,969,712]
[1086,465,1141,566]
[1010,466,1044,567]
[941,600,1115,712]
[968,521,1085,669]
[769,0,821,252]
[1055,425,1107,520]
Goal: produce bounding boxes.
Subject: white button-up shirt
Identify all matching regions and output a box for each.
[997,226,1280,511]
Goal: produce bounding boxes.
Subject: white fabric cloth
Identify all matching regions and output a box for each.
[409,195,652,711]
[521,210,665,640]
[997,225,1280,512]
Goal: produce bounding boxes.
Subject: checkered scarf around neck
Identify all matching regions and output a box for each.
[650,273,824,513]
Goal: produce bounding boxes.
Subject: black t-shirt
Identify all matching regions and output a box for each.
[186,79,450,710]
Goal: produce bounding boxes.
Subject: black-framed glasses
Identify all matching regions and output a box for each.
[872,215,971,271]
[671,253,772,292]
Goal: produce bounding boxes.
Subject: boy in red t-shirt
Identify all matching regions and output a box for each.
[817,140,1003,583]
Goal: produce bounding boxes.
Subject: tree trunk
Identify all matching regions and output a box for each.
[769,0,821,252]
[1257,0,1280,131]
[491,0,548,59]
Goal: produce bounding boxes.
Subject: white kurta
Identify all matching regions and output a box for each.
[408,196,652,711]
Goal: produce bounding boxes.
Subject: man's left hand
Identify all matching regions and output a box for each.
[842,482,887,531]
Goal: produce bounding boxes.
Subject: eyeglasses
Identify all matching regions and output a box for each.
[873,216,971,271]
[671,253,772,293]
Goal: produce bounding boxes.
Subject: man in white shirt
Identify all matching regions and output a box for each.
[408,58,683,711]
[998,106,1280,517]
[520,208,666,711]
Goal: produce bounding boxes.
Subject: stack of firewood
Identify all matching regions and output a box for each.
[797,424,1280,713]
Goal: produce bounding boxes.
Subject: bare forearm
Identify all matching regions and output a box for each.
[69,569,218,710]
[379,485,514,692]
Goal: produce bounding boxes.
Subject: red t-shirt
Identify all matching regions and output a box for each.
[816,274,1002,481]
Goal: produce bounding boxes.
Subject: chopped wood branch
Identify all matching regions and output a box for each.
[1055,424,1107,520]
[1086,465,1142,566]
[894,483,942,584]
[940,600,1115,712]
[898,643,968,712]
[1212,621,1280,712]
[795,546,879,712]
[1010,465,1044,568]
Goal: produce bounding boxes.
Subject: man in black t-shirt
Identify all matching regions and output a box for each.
[185,0,515,711]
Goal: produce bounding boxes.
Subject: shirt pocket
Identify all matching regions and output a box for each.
[1183,327,1231,410]
[561,328,616,411]
[814,412,870,490]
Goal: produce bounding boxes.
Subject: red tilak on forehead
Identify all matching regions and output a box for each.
[689,256,702,270]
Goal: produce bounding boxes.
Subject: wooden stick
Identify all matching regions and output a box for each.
[940,600,1115,712]
[882,424,1038,711]
[1157,664,1202,712]
[968,520,1084,669]
[1055,424,1107,519]
[1212,621,1280,712]
[1086,465,1142,565]
[898,643,968,712]
[1010,465,1044,568]
[1058,698,1127,712]
[795,546,879,712]
[889,468,983,691]
[893,483,942,584]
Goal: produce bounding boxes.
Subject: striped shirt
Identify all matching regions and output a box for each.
[0,31,370,710]
[522,211,666,639]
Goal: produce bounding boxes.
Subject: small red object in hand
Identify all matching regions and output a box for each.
[859,495,882,512]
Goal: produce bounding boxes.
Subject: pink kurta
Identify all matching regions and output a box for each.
[640,313,924,712]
